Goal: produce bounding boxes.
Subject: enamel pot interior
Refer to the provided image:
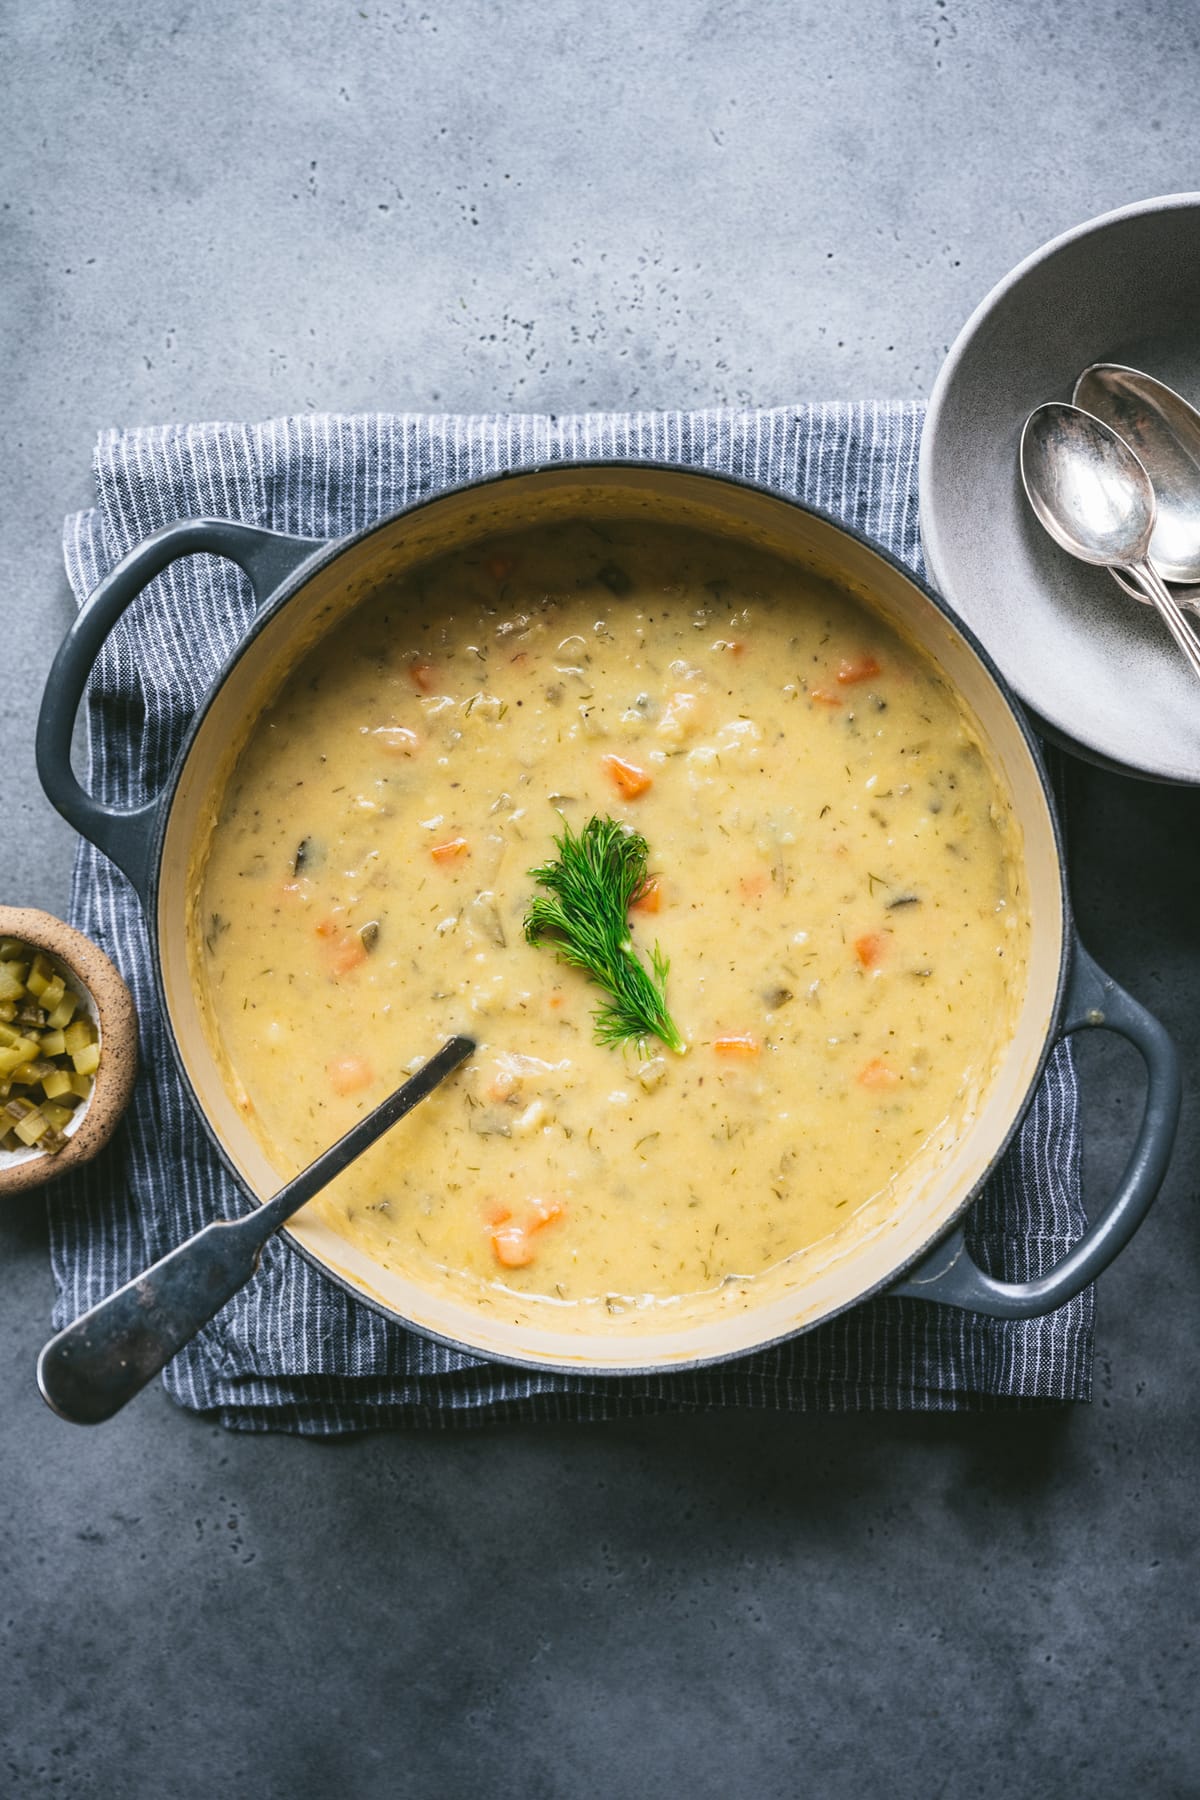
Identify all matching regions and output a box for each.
[156,466,1065,1373]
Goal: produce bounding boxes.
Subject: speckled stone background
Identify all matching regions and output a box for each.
[4,4,1199,1795]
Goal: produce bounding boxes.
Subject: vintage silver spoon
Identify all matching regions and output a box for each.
[37,1034,475,1424]
[1019,402,1200,684]
[1073,363,1200,612]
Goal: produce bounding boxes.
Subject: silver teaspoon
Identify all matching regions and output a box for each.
[1073,362,1200,612]
[1019,402,1200,685]
[37,1034,475,1424]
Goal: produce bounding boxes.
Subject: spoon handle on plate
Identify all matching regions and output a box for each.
[36,1035,475,1425]
[1124,558,1200,683]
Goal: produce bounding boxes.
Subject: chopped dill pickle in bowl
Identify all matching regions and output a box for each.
[0,940,97,1154]
[195,519,1028,1318]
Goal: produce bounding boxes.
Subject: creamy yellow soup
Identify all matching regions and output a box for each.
[196,521,1027,1325]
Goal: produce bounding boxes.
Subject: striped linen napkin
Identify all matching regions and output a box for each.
[50,405,1091,1431]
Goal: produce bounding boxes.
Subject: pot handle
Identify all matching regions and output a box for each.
[37,519,323,908]
[891,939,1179,1318]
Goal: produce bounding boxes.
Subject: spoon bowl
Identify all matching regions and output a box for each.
[1020,402,1200,686]
[1073,363,1200,586]
[1020,402,1157,566]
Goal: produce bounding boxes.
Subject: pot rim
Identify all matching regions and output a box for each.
[144,460,1073,1376]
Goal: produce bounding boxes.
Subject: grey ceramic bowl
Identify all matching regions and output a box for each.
[920,193,1200,784]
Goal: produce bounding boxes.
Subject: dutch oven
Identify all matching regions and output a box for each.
[35,465,1181,1372]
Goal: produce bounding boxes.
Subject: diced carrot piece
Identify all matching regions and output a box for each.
[858,1058,900,1089]
[487,554,516,582]
[836,653,882,686]
[409,660,436,693]
[491,1223,535,1268]
[489,1197,564,1267]
[854,932,886,970]
[373,725,420,756]
[713,1033,761,1057]
[314,915,341,938]
[548,991,565,1010]
[630,877,662,914]
[327,1055,374,1095]
[486,1067,518,1102]
[810,687,843,707]
[328,935,367,977]
[739,871,768,900]
[602,754,653,799]
[483,1200,513,1227]
[430,837,470,863]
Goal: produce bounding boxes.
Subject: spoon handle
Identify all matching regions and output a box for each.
[1109,567,1200,619]
[38,1214,281,1426]
[36,1035,475,1425]
[1126,559,1200,683]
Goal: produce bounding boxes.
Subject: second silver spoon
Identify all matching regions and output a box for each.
[1074,362,1200,615]
[1020,402,1200,685]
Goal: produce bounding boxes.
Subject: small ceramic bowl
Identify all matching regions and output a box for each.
[0,907,137,1197]
[920,192,1200,783]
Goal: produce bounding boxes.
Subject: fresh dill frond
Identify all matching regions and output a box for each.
[524,815,687,1055]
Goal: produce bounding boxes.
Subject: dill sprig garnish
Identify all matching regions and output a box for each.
[524,815,687,1055]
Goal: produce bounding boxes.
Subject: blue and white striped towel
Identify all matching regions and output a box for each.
[51,405,1091,1431]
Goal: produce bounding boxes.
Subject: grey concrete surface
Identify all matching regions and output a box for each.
[3,3,1199,1796]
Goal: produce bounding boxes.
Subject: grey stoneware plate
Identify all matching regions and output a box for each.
[920,192,1200,784]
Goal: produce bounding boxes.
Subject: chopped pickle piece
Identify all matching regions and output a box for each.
[39,1029,66,1057]
[0,939,26,961]
[25,952,55,998]
[72,1043,101,1077]
[69,1073,92,1100]
[63,1019,96,1055]
[0,965,27,1003]
[11,1060,55,1085]
[40,1100,74,1132]
[41,1068,74,1101]
[13,1109,50,1146]
[0,1000,14,1022]
[46,993,79,1030]
[39,975,66,1012]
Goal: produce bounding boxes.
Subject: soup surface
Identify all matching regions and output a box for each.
[196,520,1027,1324]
